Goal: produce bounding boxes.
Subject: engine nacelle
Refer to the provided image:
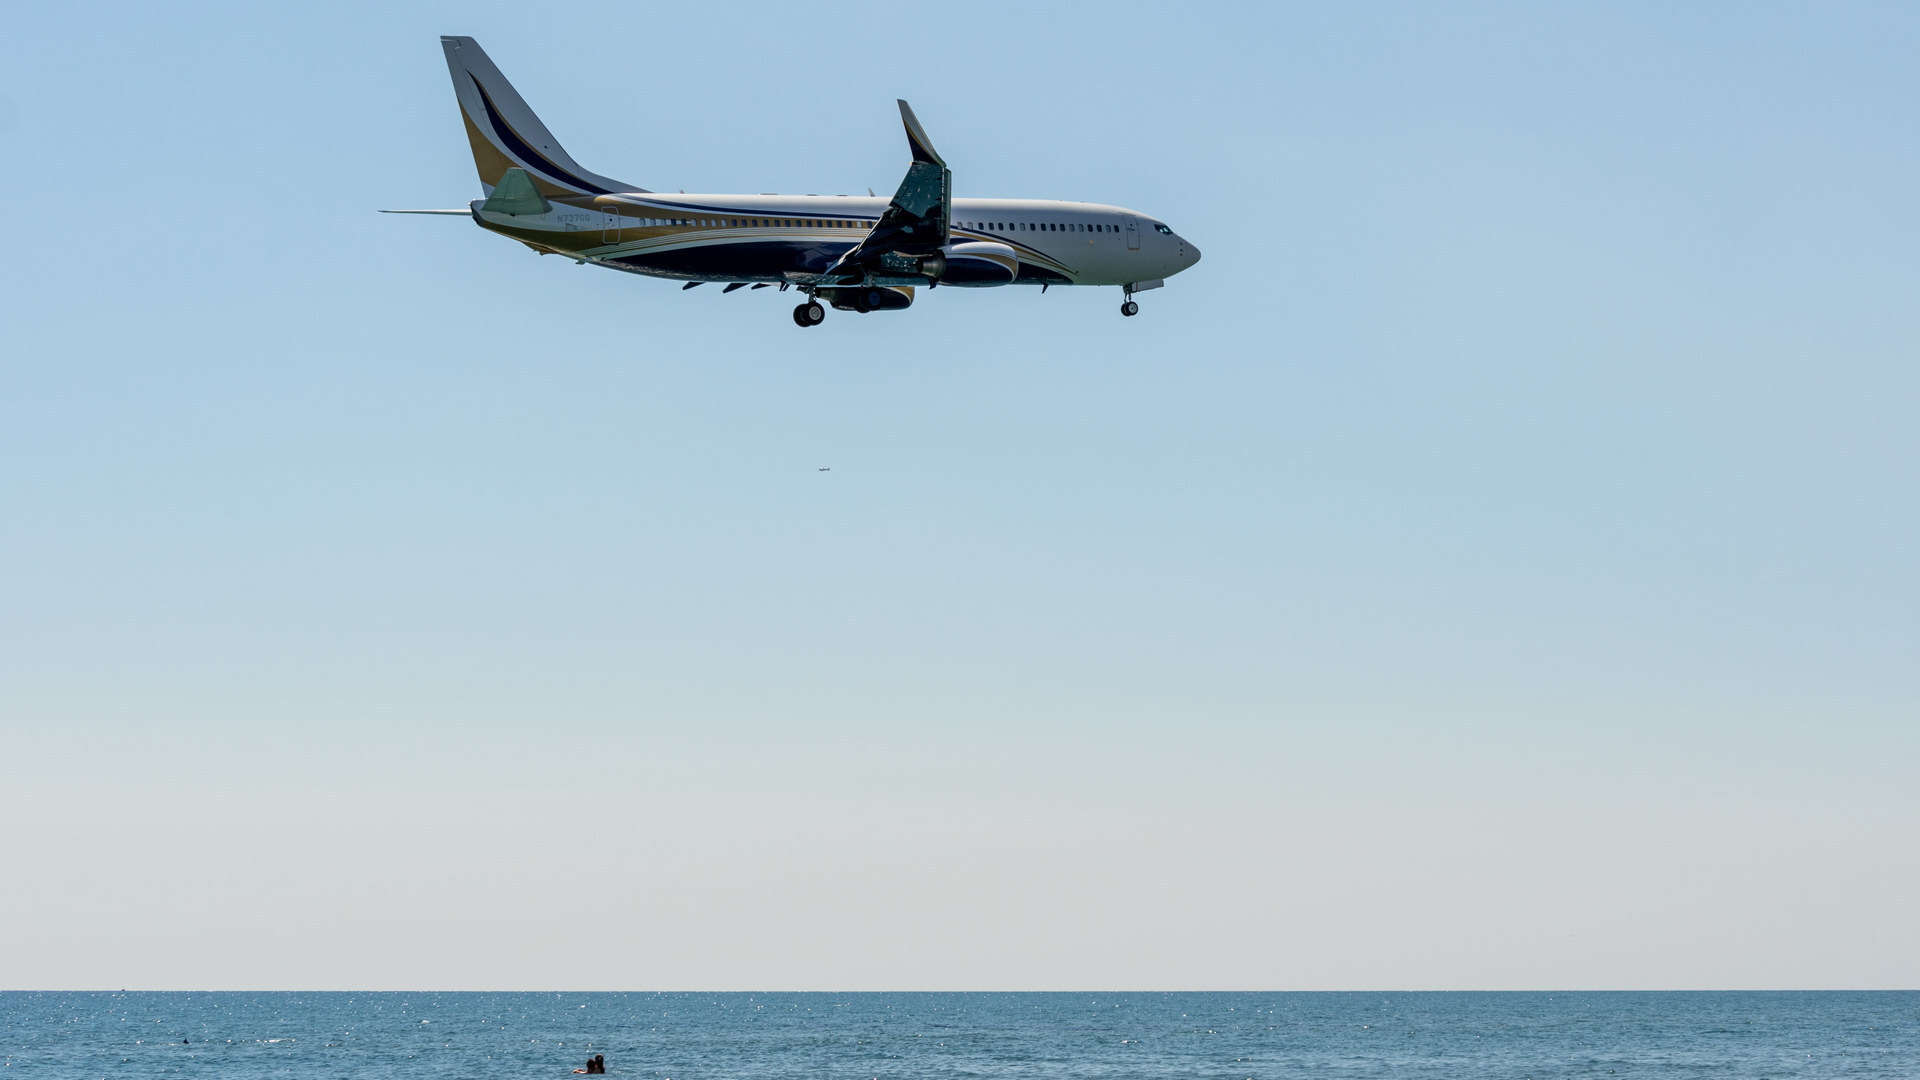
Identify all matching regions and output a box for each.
[822,285,916,313]
[927,241,1019,287]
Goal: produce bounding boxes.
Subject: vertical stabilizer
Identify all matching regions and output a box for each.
[440,36,644,196]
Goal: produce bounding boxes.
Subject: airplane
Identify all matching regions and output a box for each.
[386,37,1201,327]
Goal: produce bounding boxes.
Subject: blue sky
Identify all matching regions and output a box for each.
[1,2,1916,989]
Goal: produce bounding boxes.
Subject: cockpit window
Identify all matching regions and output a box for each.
[1154,223,1173,234]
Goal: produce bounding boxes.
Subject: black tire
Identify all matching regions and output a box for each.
[792,303,811,327]
[805,301,826,324]
[1121,301,1139,317]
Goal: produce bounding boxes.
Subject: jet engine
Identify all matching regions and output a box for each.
[923,241,1019,287]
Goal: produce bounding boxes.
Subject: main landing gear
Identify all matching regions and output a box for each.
[792,299,826,327]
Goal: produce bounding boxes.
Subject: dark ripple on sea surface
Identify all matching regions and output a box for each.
[2,991,1916,1079]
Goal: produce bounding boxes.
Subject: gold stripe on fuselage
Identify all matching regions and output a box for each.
[472,203,1081,279]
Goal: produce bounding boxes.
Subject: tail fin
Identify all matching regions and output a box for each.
[440,36,644,197]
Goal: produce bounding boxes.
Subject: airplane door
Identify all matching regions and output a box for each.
[602,206,621,244]
[1123,214,1140,251]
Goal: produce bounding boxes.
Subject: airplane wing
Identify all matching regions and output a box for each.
[824,101,952,281]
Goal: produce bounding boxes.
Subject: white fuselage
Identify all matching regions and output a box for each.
[477,193,1200,288]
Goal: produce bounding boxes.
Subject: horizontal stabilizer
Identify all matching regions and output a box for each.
[480,168,551,216]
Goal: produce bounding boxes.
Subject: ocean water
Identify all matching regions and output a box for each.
[2,991,1914,1078]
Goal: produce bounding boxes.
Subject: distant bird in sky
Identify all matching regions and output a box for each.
[819,467,830,471]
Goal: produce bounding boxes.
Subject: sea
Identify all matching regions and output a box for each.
[2,991,1915,1078]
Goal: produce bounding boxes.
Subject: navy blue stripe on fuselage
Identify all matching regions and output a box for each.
[609,239,858,280]
[470,76,613,196]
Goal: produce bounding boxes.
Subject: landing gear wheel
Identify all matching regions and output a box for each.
[793,301,826,327]
[1121,300,1139,317]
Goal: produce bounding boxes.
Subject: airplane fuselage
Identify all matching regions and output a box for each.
[473,195,1198,289]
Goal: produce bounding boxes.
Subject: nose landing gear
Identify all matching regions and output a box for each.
[792,299,826,327]
[1120,300,1139,317]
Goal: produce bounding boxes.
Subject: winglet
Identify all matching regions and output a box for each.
[898,100,944,168]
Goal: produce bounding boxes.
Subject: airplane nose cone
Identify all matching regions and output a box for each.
[1186,242,1202,266]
